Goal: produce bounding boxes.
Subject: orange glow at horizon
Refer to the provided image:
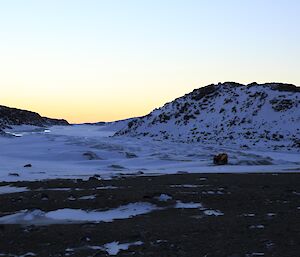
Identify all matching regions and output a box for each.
[0,1,299,123]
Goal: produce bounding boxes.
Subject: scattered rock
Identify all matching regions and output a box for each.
[9,172,20,177]
[109,164,125,170]
[41,193,49,200]
[88,175,100,181]
[80,236,91,242]
[125,152,138,158]
[240,144,249,149]
[213,153,228,165]
[83,151,100,160]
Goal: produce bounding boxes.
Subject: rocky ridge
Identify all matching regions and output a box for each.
[0,105,69,131]
[115,82,300,151]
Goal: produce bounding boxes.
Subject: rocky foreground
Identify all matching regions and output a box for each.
[0,173,299,257]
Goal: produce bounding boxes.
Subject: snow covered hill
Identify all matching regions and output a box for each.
[115,82,300,151]
[0,105,69,130]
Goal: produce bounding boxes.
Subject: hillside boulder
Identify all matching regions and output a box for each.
[213,153,228,165]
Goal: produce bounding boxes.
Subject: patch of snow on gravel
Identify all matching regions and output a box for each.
[0,185,28,195]
[155,194,172,201]
[249,225,265,229]
[78,195,96,200]
[90,241,143,255]
[0,202,158,225]
[203,210,224,216]
[175,201,203,209]
[96,186,118,190]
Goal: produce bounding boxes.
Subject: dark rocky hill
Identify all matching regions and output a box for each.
[0,105,69,130]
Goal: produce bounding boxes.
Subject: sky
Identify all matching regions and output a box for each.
[0,0,299,123]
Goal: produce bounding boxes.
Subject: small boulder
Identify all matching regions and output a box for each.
[83,151,100,160]
[80,236,91,242]
[213,153,228,165]
[88,175,100,181]
[9,172,20,177]
[24,164,32,168]
[125,152,138,158]
[109,164,125,170]
[41,193,49,201]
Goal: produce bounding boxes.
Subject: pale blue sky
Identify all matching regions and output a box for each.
[0,0,299,122]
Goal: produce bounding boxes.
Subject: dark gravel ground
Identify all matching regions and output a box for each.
[0,173,299,257]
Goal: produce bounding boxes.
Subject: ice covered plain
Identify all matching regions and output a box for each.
[0,123,299,182]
